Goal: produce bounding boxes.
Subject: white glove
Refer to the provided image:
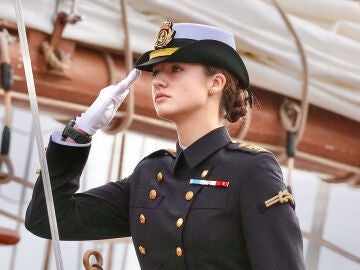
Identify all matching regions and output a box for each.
[76,68,141,135]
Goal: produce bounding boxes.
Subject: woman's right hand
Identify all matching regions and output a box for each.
[75,68,141,135]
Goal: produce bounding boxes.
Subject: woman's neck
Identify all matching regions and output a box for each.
[175,116,222,147]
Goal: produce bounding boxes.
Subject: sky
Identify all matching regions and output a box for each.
[0,107,359,270]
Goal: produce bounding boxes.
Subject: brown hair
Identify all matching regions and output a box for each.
[204,66,252,123]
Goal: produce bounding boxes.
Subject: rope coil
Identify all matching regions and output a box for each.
[40,41,71,72]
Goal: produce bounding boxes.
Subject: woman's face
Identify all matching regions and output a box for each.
[151,62,214,123]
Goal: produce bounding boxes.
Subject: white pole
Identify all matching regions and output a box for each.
[13,1,64,269]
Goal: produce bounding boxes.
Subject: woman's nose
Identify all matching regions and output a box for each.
[152,75,168,89]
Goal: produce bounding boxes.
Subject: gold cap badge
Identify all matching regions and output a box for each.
[154,20,175,49]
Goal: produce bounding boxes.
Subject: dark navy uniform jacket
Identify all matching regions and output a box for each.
[26,126,305,270]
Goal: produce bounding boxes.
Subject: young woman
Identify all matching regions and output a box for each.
[26,21,305,269]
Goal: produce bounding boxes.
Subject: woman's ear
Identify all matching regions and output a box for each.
[209,73,226,95]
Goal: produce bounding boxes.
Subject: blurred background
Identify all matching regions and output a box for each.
[0,0,359,269]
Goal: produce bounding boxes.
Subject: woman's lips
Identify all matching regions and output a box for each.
[155,92,170,103]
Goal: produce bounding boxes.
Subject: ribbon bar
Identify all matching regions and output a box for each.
[189,179,229,188]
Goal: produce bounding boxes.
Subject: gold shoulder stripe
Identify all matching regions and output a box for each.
[238,143,268,153]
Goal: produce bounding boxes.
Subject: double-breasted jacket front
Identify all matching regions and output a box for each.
[26,127,305,269]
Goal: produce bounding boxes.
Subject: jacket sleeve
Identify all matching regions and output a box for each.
[25,137,131,240]
[239,152,306,270]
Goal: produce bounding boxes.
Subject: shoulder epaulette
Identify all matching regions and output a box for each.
[239,143,269,153]
[227,141,270,154]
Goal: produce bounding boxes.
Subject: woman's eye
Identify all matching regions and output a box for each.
[172,65,182,72]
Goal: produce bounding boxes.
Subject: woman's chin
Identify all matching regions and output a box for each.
[155,109,177,122]
[156,113,173,122]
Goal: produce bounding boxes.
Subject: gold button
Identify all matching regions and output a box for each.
[139,246,146,255]
[36,169,41,174]
[201,170,209,178]
[157,172,163,182]
[185,191,194,201]
[149,189,157,200]
[176,218,184,228]
[176,247,183,257]
[139,214,146,224]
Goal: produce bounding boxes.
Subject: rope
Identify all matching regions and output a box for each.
[40,41,71,72]
[14,1,64,269]
[272,0,309,140]
[271,0,309,189]
[102,0,134,134]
